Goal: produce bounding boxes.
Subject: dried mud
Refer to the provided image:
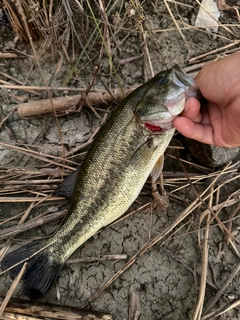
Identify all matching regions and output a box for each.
[0,1,240,319]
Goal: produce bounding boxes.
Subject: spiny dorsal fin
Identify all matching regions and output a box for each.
[53,168,79,198]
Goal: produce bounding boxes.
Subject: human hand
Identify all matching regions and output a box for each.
[174,53,240,147]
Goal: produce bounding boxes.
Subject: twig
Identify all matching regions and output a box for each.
[0,263,27,317]
[202,298,240,319]
[17,87,137,118]
[0,71,27,86]
[129,286,141,320]
[0,297,112,320]
[0,196,64,203]
[192,191,212,320]
[167,154,212,172]
[163,0,190,49]
[189,41,240,63]
[0,84,115,92]
[0,141,75,170]
[0,53,17,58]
[203,261,240,316]
[167,0,194,8]
[0,179,62,186]
[221,204,240,252]
[0,210,67,241]
[67,254,127,264]
[0,106,18,130]
[140,25,154,77]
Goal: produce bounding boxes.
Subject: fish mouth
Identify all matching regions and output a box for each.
[143,115,177,133]
[172,65,200,99]
[137,65,200,134]
[172,65,196,88]
[141,93,185,134]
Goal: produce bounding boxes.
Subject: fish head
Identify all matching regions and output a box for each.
[134,65,200,134]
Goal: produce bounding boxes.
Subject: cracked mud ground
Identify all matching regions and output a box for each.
[0,1,240,319]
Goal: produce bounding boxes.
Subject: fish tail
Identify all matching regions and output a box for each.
[1,241,63,300]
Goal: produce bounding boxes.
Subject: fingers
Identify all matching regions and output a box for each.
[174,116,236,147]
[180,97,202,122]
[173,116,215,145]
[174,97,217,144]
[195,53,240,106]
[174,101,235,147]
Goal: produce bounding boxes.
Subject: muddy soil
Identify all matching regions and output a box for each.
[0,1,240,319]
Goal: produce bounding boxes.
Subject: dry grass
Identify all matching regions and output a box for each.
[0,0,240,319]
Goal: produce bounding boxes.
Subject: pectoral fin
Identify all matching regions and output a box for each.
[151,154,164,181]
[130,138,153,166]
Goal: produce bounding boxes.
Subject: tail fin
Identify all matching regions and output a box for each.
[1,241,63,300]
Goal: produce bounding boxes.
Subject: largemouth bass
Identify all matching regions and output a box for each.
[1,65,198,299]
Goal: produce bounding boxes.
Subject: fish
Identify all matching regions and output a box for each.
[1,65,199,300]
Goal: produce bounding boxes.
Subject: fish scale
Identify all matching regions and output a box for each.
[1,65,199,300]
[50,99,172,262]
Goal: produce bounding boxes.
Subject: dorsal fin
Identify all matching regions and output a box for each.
[53,168,79,198]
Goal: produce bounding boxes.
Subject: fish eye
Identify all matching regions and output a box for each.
[157,77,168,86]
